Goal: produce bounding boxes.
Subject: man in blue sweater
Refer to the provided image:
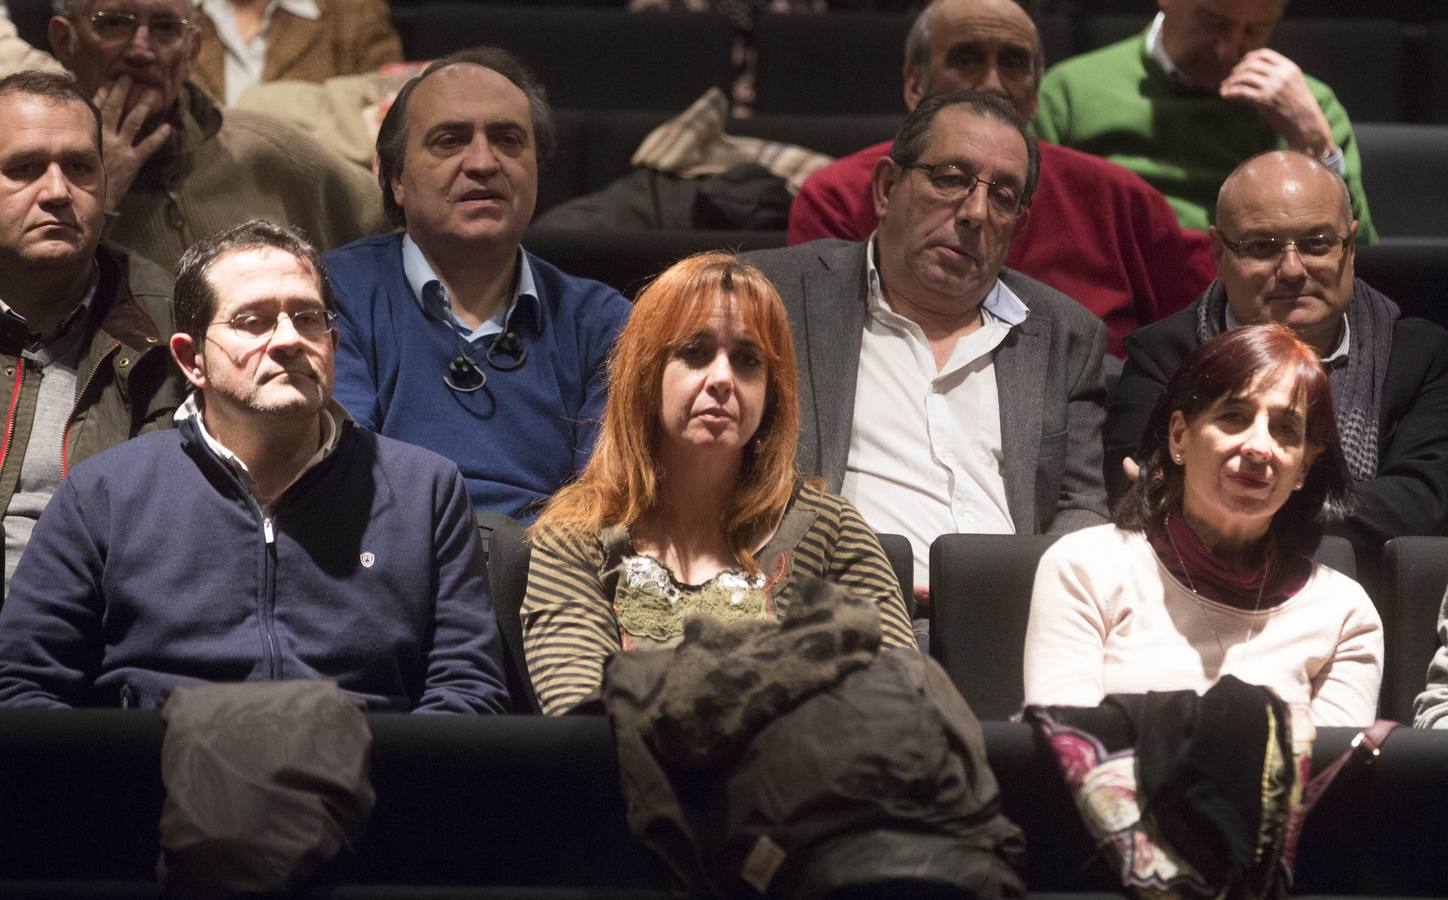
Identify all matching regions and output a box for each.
[324,48,632,522]
[0,220,510,713]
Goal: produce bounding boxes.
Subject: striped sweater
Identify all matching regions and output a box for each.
[523,484,917,715]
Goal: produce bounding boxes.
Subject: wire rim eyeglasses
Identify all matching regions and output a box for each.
[1218,231,1352,261]
[87,10,193,47]
[897,161,1029,217]
[206,309,338,341]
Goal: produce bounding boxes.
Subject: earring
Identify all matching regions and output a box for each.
[1173,454,1183,464]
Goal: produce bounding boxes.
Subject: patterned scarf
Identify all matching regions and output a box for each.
[1194,279,1399,483]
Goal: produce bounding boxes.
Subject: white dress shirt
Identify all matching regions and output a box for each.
[842,236,1028,587]
[199,0,321,105]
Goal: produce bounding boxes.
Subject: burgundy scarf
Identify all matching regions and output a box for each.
[1147,514,1311,609]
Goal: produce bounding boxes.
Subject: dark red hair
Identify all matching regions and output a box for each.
[1116,324,1353,555]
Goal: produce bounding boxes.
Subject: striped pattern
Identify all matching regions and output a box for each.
[523,484,916,715]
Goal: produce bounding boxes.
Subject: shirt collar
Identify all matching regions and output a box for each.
[1145,12,1182,81]
[200,0,320,23]
[401,234,541,341]
[177,393,341,505]
[0,264,100,363]
[865,232,1028,327]
[1223,305,1351,364]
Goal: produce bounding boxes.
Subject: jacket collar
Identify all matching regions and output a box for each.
[136,83,223,190]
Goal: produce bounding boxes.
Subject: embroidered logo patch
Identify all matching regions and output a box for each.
[360,552,375,568]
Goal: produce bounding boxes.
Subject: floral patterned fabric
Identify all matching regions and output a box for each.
[1025,677,1313,899]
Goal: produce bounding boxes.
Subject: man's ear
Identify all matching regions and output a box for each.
[1209,225,1227,276]
[903,65,924,112]
[870,155,901,222]
[48,16,77,69]
[1010,203,1031,238]
[170,333,207,391]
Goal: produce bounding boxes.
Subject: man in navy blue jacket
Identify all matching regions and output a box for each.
[324,47,631,522]
[0,220,510,713]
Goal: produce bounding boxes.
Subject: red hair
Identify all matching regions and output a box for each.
[532,252,800,574]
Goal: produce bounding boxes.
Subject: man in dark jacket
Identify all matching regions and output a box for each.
[0,220,510,713]
[0,70,183,590]
[1107,150,1448,556]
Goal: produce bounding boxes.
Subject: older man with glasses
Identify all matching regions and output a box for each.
[44,0,385,272]
[0,220,510,713]
[747,90,1110,599]
[1107,150,1448,557]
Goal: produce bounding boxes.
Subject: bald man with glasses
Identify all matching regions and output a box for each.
[1107,151,1448,556]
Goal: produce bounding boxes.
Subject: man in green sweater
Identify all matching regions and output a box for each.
[1033,0,1375,242]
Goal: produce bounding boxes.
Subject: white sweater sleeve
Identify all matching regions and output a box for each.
[1307,573,1384,728]
[1022,528,1115,708]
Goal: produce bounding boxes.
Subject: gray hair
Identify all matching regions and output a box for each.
[889,89,1041,206]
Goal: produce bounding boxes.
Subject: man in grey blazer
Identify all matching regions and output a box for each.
[748,91,1108,591]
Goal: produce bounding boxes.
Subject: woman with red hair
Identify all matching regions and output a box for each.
[1024,324,1382,726]
[523,252,916,715]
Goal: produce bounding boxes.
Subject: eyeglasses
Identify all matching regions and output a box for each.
[87,10,192,48]
[1218,231,1351,261]
[208,309,337,341]
[898,161,1028,217]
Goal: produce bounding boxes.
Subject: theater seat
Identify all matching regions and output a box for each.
[1379,536,1448,724]
[1428,22,1448,125]
[929,533,1061,720]
[1353,241,1448,330]
[1356,123,1448,239]
[392,5,734,112]
[523,228,787,299]
[875,532,915,620]
[752,12,913,115]
[477,512,540,714]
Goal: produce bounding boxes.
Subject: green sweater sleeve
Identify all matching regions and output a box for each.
[1313,81,1377,243]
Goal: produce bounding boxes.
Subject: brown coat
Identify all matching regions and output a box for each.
[192,0,402,102]
[108,83,387,273]
[0,243,186,515]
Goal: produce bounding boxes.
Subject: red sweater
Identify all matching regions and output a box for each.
[787,140,1214,357]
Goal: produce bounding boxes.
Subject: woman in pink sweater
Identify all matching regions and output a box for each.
[1024,324,1382,726]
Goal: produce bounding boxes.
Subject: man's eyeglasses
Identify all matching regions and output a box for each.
[898,161,1028,217]
[208,309,337,341]
[87,10,192,48]
[1218,231,1352,261]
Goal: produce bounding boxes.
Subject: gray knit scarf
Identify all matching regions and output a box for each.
[1194,279,1399,483]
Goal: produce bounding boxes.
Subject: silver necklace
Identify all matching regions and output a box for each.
[1163,515,1268,658]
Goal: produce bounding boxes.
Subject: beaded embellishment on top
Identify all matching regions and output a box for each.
[614,554,768,646]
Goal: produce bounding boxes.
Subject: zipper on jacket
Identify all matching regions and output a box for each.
[59,340,121,477]
[0,361,26,476]
[260,508,281,681]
